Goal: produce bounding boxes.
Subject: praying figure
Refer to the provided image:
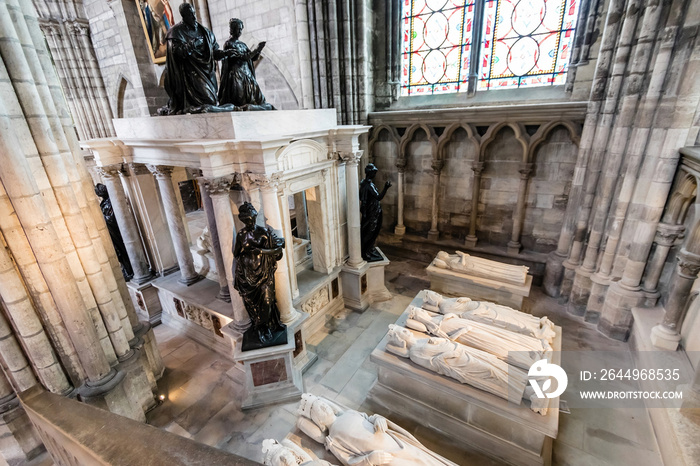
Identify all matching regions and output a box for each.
[233,202,287,350]
[296,394,458,466]
[218,18,275,111]
[95,184,133,281]
[262,438,335,466]
[360,163,391,262]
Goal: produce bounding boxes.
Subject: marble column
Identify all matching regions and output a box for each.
[650,249,700,350]
[208,176,250,330]
[293,192,309,239]
[642,223,684,299]
[394,160,406,236]
[147,165,202,286]
[97,165,153,284]
[427,159,444,241]
[342,152,365,268]
[252,174,301,325]
[508,163,533,255]
[465,162,485,248]
[197,177,231,302]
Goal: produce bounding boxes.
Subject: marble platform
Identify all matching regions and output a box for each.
[367,291,561,466]
[427,261,532,309]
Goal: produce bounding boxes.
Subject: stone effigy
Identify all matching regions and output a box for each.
[422,290,556,343]
[385,325,528,401]
[296,394,458,466]
[262,438,335,466]
[218,18,275,111]
[406,306,550,371]
[433,250,529,285]
[233,202,287,350]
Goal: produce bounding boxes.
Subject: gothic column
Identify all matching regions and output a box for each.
[0,300,38,392]
[394,159,406,236]
[465,162,485,248]
[97,165,153,284]
[207,176,250,330]
[197,177,231,302]
[0,369,43,464]
[650,249,700,350]
[508,162,533,254]
[427,159,444,241]
[642,223,684,300]
[252,174,301,325]
[147,165,201,286]
[342,152,365,268]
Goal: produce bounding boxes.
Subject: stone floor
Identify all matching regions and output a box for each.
[143,250,664,466]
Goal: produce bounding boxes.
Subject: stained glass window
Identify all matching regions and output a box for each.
[400,0,476,96]
[479,0,580,90]
[400,0,580,95]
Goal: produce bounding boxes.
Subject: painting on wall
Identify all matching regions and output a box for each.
[135,0,186,64]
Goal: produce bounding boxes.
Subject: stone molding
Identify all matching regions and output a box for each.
[396,158,407,173]
[97,165,121,180]
[340,151,364,165]
[655,223,685,247]
[246,173,282,191]
[677,250,700,279]
[471,162,485,176]
[129,163,151,176]
[203,176,234,196]
[431,159,444,174]
[518,162,534,179]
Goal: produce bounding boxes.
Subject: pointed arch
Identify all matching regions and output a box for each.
[368,125,400,161]
[527,120,581,162]
[398,124,438,163]
[114,74,131,119]
[436,123,480,161]
[478,122,529,162]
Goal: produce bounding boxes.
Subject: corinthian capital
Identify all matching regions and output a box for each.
[146,164,174,178]
[246,172,282,190]
[96,165,121,180]
[341,151,363,165]
[203,176,234,196]
[677,250,700,279]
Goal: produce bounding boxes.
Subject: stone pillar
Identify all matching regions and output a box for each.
[508,163,533,254]
[642,223,684,300]
[0,370,44,465]
[147,165,201,286]
[97,165,153,284]
[465,162,485,248]
[427,159,444,241]
[208,176,250,330]
[0,237,70,394]
[197,177,231,302]
[650,249,700,350]
[253,174,301,325]
[394,160,406,236]
[342,152,365,268]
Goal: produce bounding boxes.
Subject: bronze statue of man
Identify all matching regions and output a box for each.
[95,184,134,280]
[360,163,392,261]
[159,3,232,114]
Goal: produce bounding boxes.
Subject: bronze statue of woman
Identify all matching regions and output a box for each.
[95,184,134,280]
[218,18,275,111]
[233,202,287,350]
[359,163,391,262]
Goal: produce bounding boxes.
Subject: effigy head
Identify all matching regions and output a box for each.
[261,439,302,466]
[298,394,336,433]
[407,305,429,321]
[387,324,415,348]
[423,290,443,306]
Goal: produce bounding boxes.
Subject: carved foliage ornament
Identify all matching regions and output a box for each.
[677,251,700,279]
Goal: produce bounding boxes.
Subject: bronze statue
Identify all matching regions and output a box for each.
[360,163,391,262]
[233,202,287,351]
[218,18,275,111]
[159,3,234,115]
[95,184,134,280]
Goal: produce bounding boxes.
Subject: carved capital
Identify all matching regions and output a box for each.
[396,158,407,173]
[146,164,174,179]
[518,163,534,179]
[96,165,121,180]
[431,159,444,175]
[204,176,234,196]
[655,223,684,247]
[129,163,151,176]
[676,250,700,279]
[340,151,363,165]
[246,172,282,191]
[471,162,485,176]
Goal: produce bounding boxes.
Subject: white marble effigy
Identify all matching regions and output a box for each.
[427,252,533,309]
[368,291,562,466]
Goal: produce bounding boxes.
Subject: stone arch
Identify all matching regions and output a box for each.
[478,122,528,162]
[437,123,480,161]
[399,124,437,163]
[115,75,130,119]
[368,125,400,161]
[401,124,437,233]
[527,120,581,162]
[663,173,697,225]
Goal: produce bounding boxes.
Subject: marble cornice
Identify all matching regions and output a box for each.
[368,101,588,126]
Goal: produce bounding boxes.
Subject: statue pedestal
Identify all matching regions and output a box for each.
[367,291,561,466]
[127,281,162,325]
[232,313,308,410]
[426,259,532,309]
[341,248,390,311]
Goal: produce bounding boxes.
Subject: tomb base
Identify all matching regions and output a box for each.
[367,292,561,466]
[232,315,307,410]
[340,248,390,311]
[426,262,532,309]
